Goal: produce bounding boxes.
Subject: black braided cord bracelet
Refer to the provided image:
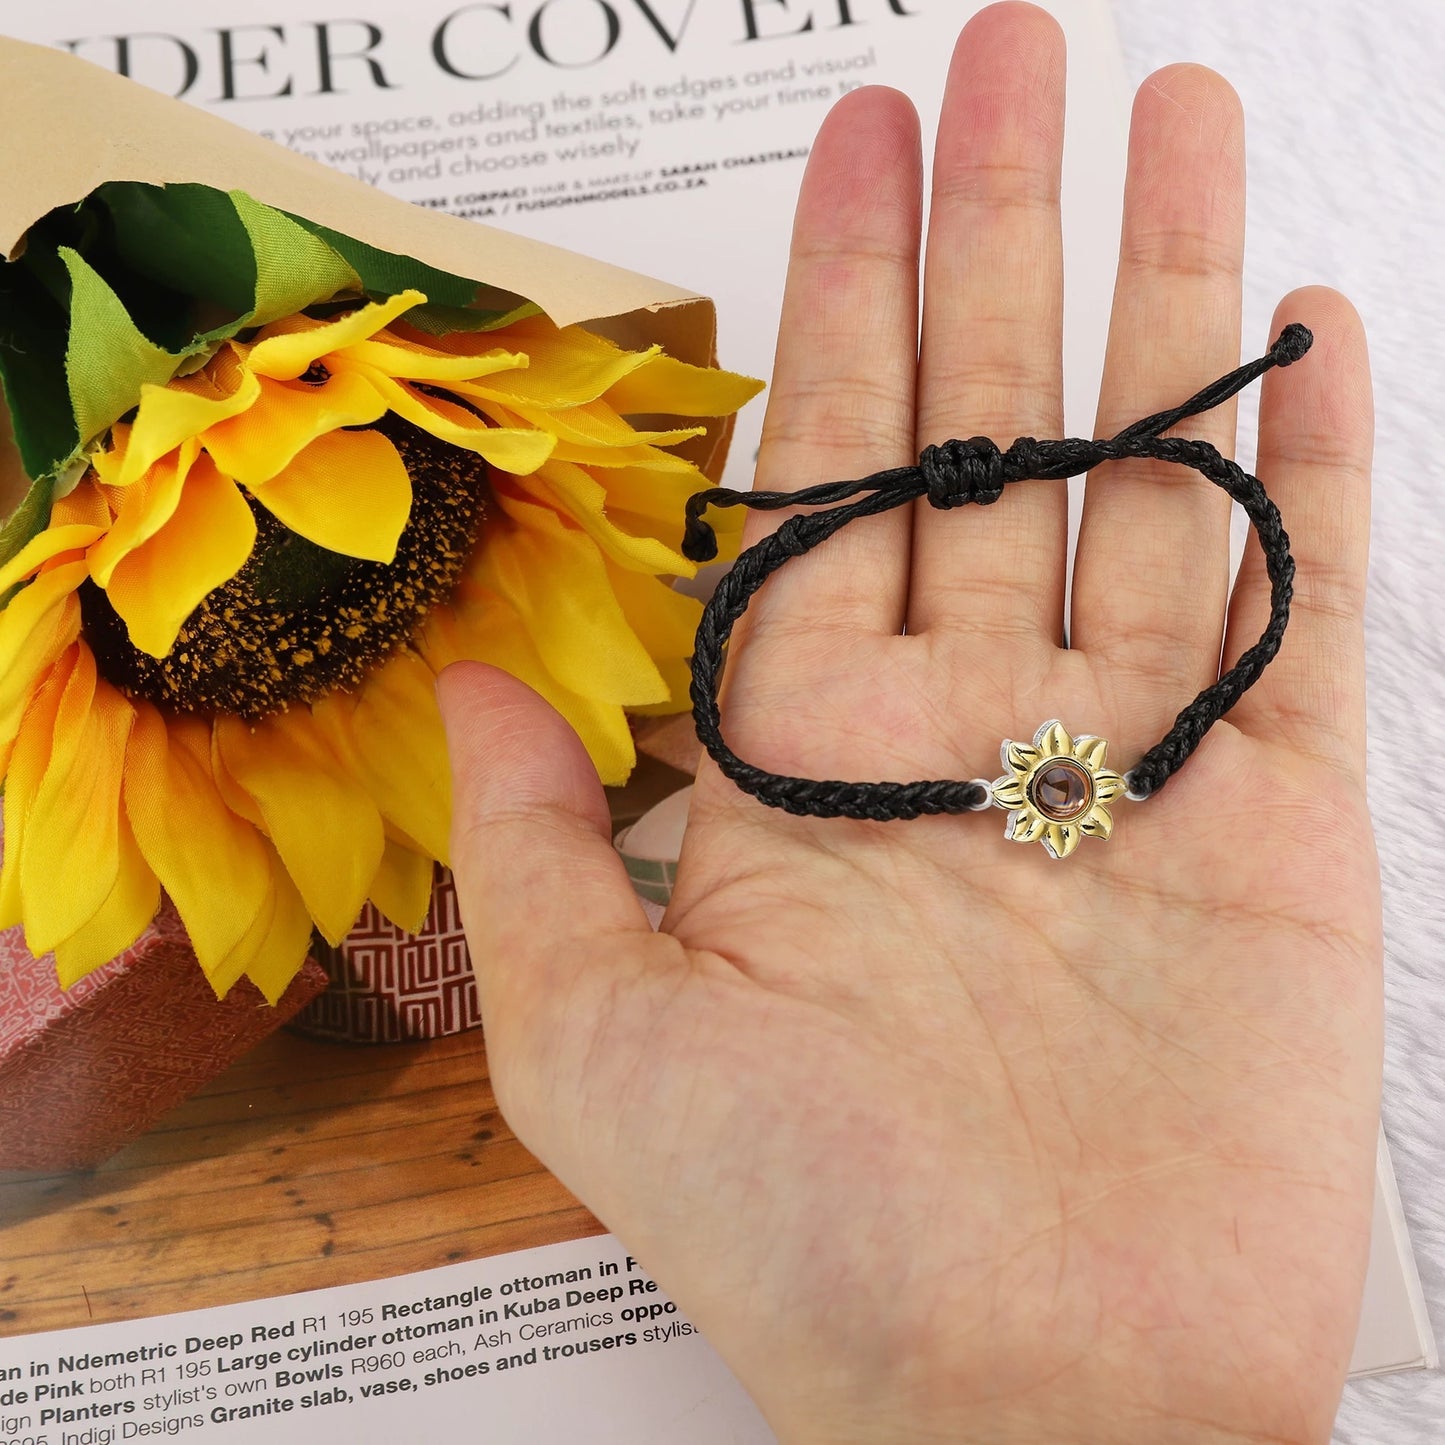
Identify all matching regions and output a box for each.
[678,325,1309,860]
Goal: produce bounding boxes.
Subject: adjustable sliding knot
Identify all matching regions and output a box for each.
[681,326,1311,830]
[920,436,1009,508]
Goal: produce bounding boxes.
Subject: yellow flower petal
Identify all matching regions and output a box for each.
[215,708,385,945]
[1046,822,1081,859]
[1080,805,1113,840]
[88,440,201,587]
[603,560,702,716]
[605,352,765,418]
[118,363,262,487]
[1011,810,1048,844]
[1073,734,1109,770]
[416,315,649,407]
[249,428,411,564]
[49,478,112,530]
[239,858,314,1006]
[203,845,314,1004]
[313,647,451,864]
[1038,721,1074,758]
[0,523,106,595]
[245,291,425,380]
[421,587,635,786]
[201,370,387,486]
[513,462,693,576]
[476,503,668,707]
[0,645,77,932]
[106,454,258,658]
[465,391,704,451]
[369,839,435,933]
[20,656,136,955]
[351,369,555,474]
[343,335,527,384]
[0,565,85,758]
[125,705,274,981]
[54,810,159,989]
[549,437,698,473]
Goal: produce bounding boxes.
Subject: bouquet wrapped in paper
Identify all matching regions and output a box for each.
[0,37,761,1007]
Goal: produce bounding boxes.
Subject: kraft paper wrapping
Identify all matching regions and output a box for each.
[0,33,735,515]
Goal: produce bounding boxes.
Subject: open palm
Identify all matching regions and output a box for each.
[439,7,1380,1443]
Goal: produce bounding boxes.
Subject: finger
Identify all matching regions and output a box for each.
[909,1,1067,643]
[436,661,651,1021]
[1223,289,1373,774]
[740,85,923,640]
[1072,65,1246,728]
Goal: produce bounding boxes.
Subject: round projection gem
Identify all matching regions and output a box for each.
[1030,759,1093,822]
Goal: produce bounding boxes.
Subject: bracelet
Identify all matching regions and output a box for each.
[680,326,1309,860]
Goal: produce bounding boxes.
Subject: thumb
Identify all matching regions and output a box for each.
[436,661,651,1015]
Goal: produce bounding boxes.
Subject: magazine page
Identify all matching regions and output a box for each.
[0,0,1131,483]
[0,6,1431,1443]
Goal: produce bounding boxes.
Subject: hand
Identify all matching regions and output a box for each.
[438,6,1380,1442]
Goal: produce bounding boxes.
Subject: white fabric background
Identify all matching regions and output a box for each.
[1104,2,1444,1439]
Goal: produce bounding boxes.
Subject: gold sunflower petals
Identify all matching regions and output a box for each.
[238,858,316,1008]
[1036,720,1073,757]
[1073,734,1109,770]
[369,839,436,934]
[1080,806,1114,840]
[250,429,411,565]
[315,648,453,865]
[202,369,387,486]
[991,776,1027,808]
[1093,770,1127,802]
[246,291,424,380]
[126,706,275,981]
[0,566,85,752]
[54,810,159,990]
[482,510,670,711]
[1046,823,1081,860]
[0,523,107,596]
[0,647,78,932]
[1004,739,1041,773]
[1010,810,1048,844]
[605,352,766,418]
[364,371,555,474]
[345,336,527,385]
[120,367,261,488]
[90,444,201,589]
[107,456,257,658]
[21,667,137,955]
[216,709,385,946]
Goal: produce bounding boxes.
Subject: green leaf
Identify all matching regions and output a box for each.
[231,193,358,326]
[100,182,258,317]
[286,216,478,310]
[0,474,56,579]
[61,248,187,448]
[0,259,77,483]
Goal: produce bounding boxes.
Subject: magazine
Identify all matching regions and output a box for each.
[0,4,1432,1441]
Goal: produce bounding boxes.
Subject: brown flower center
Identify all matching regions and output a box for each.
[1029,759,1093,822]
[82,413,484,721]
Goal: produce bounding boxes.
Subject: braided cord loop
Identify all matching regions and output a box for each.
[682,326,1308,818]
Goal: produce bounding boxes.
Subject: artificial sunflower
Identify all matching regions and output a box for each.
[989,720,1127,860]
[0,184,760,1001]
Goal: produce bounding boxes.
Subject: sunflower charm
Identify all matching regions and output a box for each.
[989,720,1127,860]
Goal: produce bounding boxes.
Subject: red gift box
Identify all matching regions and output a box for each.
[291,866,481,1045]
[0,897,327,1173]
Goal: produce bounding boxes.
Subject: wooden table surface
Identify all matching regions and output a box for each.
[0,1026,604,1337]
